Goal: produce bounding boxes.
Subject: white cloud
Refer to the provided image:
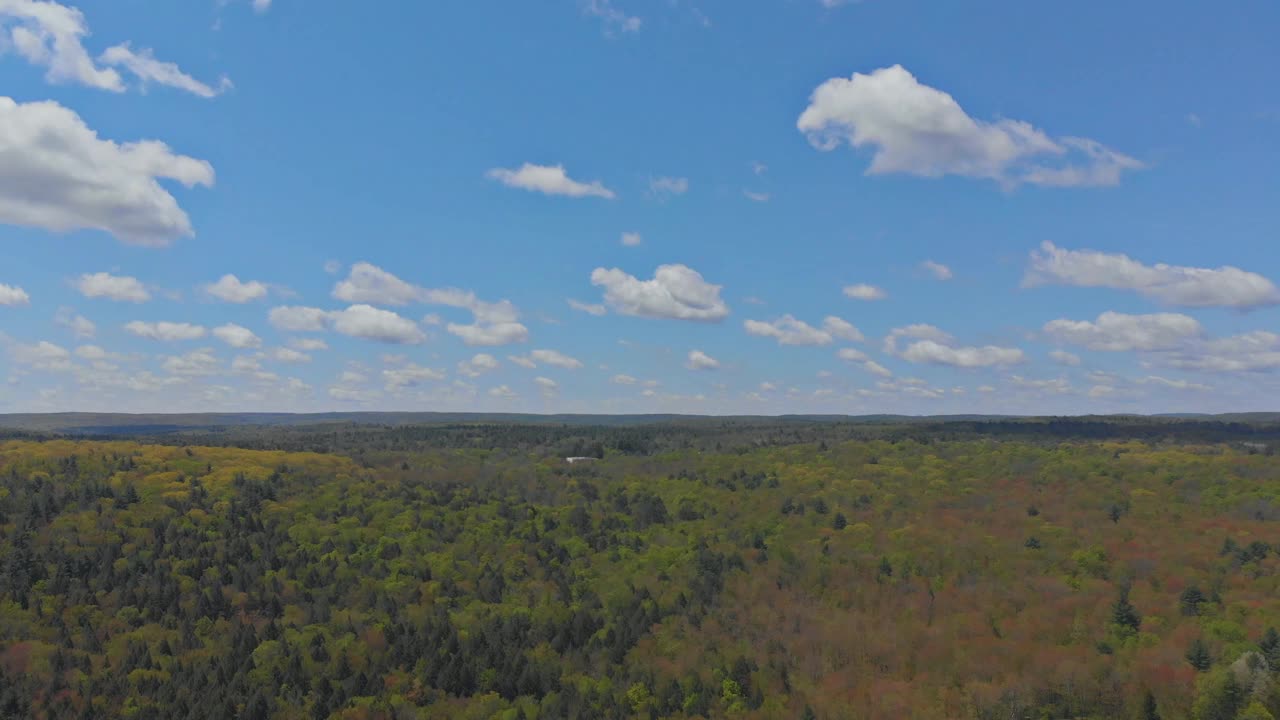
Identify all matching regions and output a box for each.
[76,272,150,302]
[648,176,689,198]
[621,231,643,247]
[329,304,425,344]
[0,283,28,305]
[843,283,886,301]
[534,376,559,396]
[743,190,770,203]
[583,0,641,34]
[98,43,231,98]
[447,320,528,346]
[745,315,829,346]
[797,65,1141,188]
[9,340,71,371]
[1141,375,1210,391]
[382,363,445,391]
[487,163,615,199]
[212,323,261,349]
[73,344,104,360]
[1049,349,1081,366]
[744,314,862,346]
[0,97,214,245]
[332,262,424,305]
[161,348,218,376]
[0,0,122,90]
[507,354,537,369]
[837,347,893,377]
[290,338,328,351]
[685,349,720,370]
[1165,331,1280,373]
[488,384,517,399]
[899,340,1024,368]
[1024,241,1280,309]
[531,349,583,369]
[458,353,500,377]
[882,324,952,355]
[921,260,953,280]
[54,308,94,338]
[423,287,530,347]
[204,274,267,303]
[883,324,1022,368]
[591,264,729,321]
[269,306,329,332]
[124,321,206,341]
[568,299,607,316]
[822,316,864,342]
[612,374,637,385]
[271,347,310,364]
[1010,375,1073,395]
[1043,311,1202,352]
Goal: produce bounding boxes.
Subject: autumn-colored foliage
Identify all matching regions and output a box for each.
[1,429,1280,718]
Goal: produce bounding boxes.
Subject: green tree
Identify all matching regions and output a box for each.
[1187,638,1213,672]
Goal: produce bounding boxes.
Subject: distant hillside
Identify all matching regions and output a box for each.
[0,410,1277,436]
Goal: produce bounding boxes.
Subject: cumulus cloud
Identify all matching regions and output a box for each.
[204,274,267,303]
[921,260,953,280]
[797,65,1141,188]
[98,43,231,98]
[621,232,643,247]
[568,299,607,316]
[744,314,863,346]
[884,324,1023,368]
[1141,375,1211,391]
[583,0,641,34]
[382,363,445,391]
[211,323,261,349]
[488,384,517,399]
[55,308,94,338]
[531,349,583,369]
[269,306,330,332]
[0,97,214,245]
[75,272,150,302]
[290,338,328,351]
[422,287,530,347]
[1043,311,1202,352]
[843,283,886,301]
[649,176,689,198]
[1165,331,1280,373]
[161,348,219,376]
[534,376,559,397]
[271,347,310,364]
[591,264,729,321]
[124,321,206,341]
[837,347,892,377]
[0,0,121,90]
[487,163,615,199]
[899,340,1025,368]
[612,374,637,385]
[9,339,71,371]
[458,353,500,377]
[332,262,424,305]
[1024,241,1280,309]
[0,283,29,306]
[1049,349,1081,366]
[506,354,537,369]
[329,305,425,344]
[685,349,720,370]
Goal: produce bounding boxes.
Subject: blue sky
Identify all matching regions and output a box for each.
[0,0,1278,415]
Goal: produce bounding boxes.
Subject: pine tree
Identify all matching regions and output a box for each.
[1187,638,1213,672]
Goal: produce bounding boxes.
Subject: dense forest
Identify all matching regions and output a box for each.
[3,419,1280,718]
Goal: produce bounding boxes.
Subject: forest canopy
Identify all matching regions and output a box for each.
[1,417,1280,719]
